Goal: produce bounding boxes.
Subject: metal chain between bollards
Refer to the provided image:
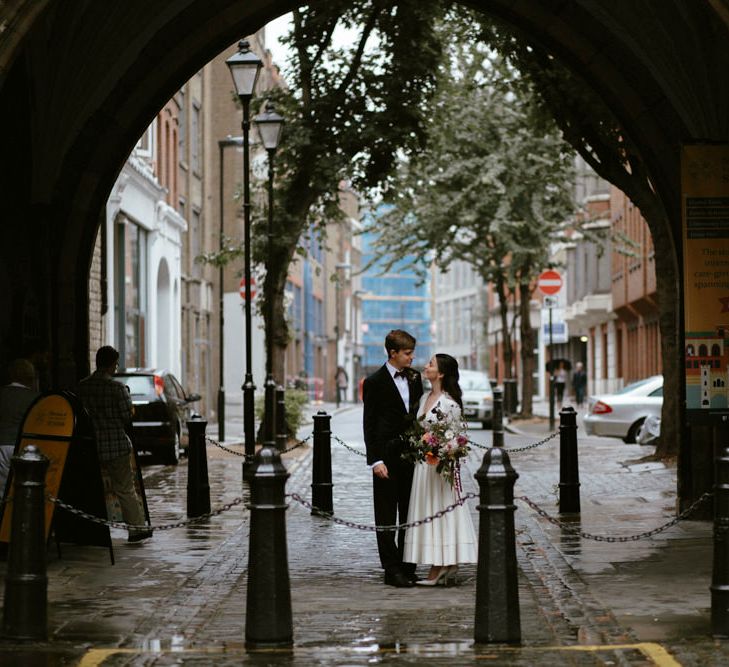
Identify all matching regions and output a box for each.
[206,433,312,459]
[331,434,366,457]
[288,491,478,531]
[517,491,713,542]
[467,430,559,453]
[47,495,246,532]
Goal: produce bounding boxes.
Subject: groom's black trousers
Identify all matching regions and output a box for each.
[373,455,415,576]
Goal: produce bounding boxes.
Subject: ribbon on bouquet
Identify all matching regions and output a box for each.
[454,461,463,500]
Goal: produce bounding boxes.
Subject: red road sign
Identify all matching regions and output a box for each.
[537,270,562,295]
[239,277,256,300]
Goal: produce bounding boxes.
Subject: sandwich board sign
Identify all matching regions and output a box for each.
[0,392,113,561]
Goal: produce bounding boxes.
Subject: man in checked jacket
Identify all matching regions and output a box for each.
[78,346,151,543]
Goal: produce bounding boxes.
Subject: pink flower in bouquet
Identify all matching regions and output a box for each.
[457,434,468,446]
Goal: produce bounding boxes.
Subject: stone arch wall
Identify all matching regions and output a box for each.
[0,0,726,386]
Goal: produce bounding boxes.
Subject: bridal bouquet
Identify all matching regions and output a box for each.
[401,406,470,490]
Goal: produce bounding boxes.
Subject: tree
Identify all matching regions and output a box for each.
[475,19,680,459]
[240,1,448,382]
[366,39,576,417]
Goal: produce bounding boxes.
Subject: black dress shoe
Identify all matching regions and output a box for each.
[408,573,420,583]
[384,571,415,588]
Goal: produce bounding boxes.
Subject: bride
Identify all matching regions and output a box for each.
[404,353,477,586]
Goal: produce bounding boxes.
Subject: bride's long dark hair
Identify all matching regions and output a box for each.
[435,353,463,411]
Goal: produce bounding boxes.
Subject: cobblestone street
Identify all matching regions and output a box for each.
[0,405,727,665]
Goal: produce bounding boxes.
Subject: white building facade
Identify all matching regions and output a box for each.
[100,125,186,374]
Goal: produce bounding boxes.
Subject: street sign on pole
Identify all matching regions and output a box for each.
[239,277,256,300]
[537,270,562,296]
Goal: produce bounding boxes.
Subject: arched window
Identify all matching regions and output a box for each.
[699,344,708,357]
[712,344,721,357]
[686,344,695,356]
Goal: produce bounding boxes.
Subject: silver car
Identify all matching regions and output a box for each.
[459,370,494,429]
[583,375,663,443]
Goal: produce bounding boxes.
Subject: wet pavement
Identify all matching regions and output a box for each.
[0,402,727,664]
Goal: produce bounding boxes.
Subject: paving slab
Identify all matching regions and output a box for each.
[0,405,727,665]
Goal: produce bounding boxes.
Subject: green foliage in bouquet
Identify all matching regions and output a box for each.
[401,405,470,487]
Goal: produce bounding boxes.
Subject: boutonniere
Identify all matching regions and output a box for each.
[403,368,417,382]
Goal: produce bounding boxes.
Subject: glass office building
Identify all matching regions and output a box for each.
[360,208,432,375]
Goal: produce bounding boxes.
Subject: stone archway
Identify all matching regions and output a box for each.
[0,2,727,483]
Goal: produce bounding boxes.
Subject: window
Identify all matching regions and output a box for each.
[136,121,155,161]
[191,100,201,173]
[191,209,201,278]
[178,89,187,163]
[115,218,147,368]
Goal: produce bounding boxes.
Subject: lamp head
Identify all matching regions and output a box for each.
[226,39,262,99]
[254,100,285,152]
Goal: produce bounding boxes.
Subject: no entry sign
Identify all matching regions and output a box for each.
[239,277,256,300]
[537,270,562,295]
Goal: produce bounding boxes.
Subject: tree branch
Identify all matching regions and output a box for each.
[335,4,381,98]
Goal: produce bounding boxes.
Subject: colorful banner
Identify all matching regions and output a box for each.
[0,394,74,541]
[682,144,729,410]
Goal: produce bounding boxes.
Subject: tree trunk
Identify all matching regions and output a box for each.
[264,242,297,387]
[495,274,514,379]
[631,195,680,460]
[518,281,536,417]
[564,142,680,459]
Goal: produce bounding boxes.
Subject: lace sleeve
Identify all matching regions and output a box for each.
[441,396,465,431]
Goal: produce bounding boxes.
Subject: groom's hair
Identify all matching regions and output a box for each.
[385,330,416,357]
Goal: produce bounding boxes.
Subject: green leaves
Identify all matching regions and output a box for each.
[369,17,576,289]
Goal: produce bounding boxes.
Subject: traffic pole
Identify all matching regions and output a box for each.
[311,411,333,515]
[474,445,521,643]
[558,406,580,514]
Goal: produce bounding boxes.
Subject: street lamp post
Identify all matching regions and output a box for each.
[352,289,368,403]
[226,40,262,472]
[253,100,285,448]
[217,136,244,443]
[334,263,351,408]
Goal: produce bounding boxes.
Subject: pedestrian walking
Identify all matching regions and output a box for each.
[554,362,567,405]
[572,361,587,407]
[77,346,151,543]
[335,366,349,406]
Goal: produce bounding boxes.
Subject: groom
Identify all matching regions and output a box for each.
[363,329,424,587]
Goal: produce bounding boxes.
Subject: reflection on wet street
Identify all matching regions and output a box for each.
[0,405,725,665]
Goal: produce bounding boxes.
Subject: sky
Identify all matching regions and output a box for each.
[263,13,293,69]
[263,12,365,72]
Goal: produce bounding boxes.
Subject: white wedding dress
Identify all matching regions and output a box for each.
[403,393,478,566]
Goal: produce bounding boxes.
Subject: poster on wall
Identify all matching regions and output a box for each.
[682,144,729,413]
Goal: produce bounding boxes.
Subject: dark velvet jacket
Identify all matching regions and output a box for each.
[362,365,423,466]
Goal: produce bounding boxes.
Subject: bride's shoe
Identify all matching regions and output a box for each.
[415,567,449,586]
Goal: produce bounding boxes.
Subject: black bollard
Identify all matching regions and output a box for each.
[712,444,729,637]
[311,411,333,515]
[186,418,211,518]
[492,387,504,449]
[245,445,293,648]
[558,406,581,514]
[2,445,50,640]
[276,386,287,451]
[474,445,521,644]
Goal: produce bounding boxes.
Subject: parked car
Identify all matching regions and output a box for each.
[459,370,494,429]
[583,375,663,443]
[113,369,201,465]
